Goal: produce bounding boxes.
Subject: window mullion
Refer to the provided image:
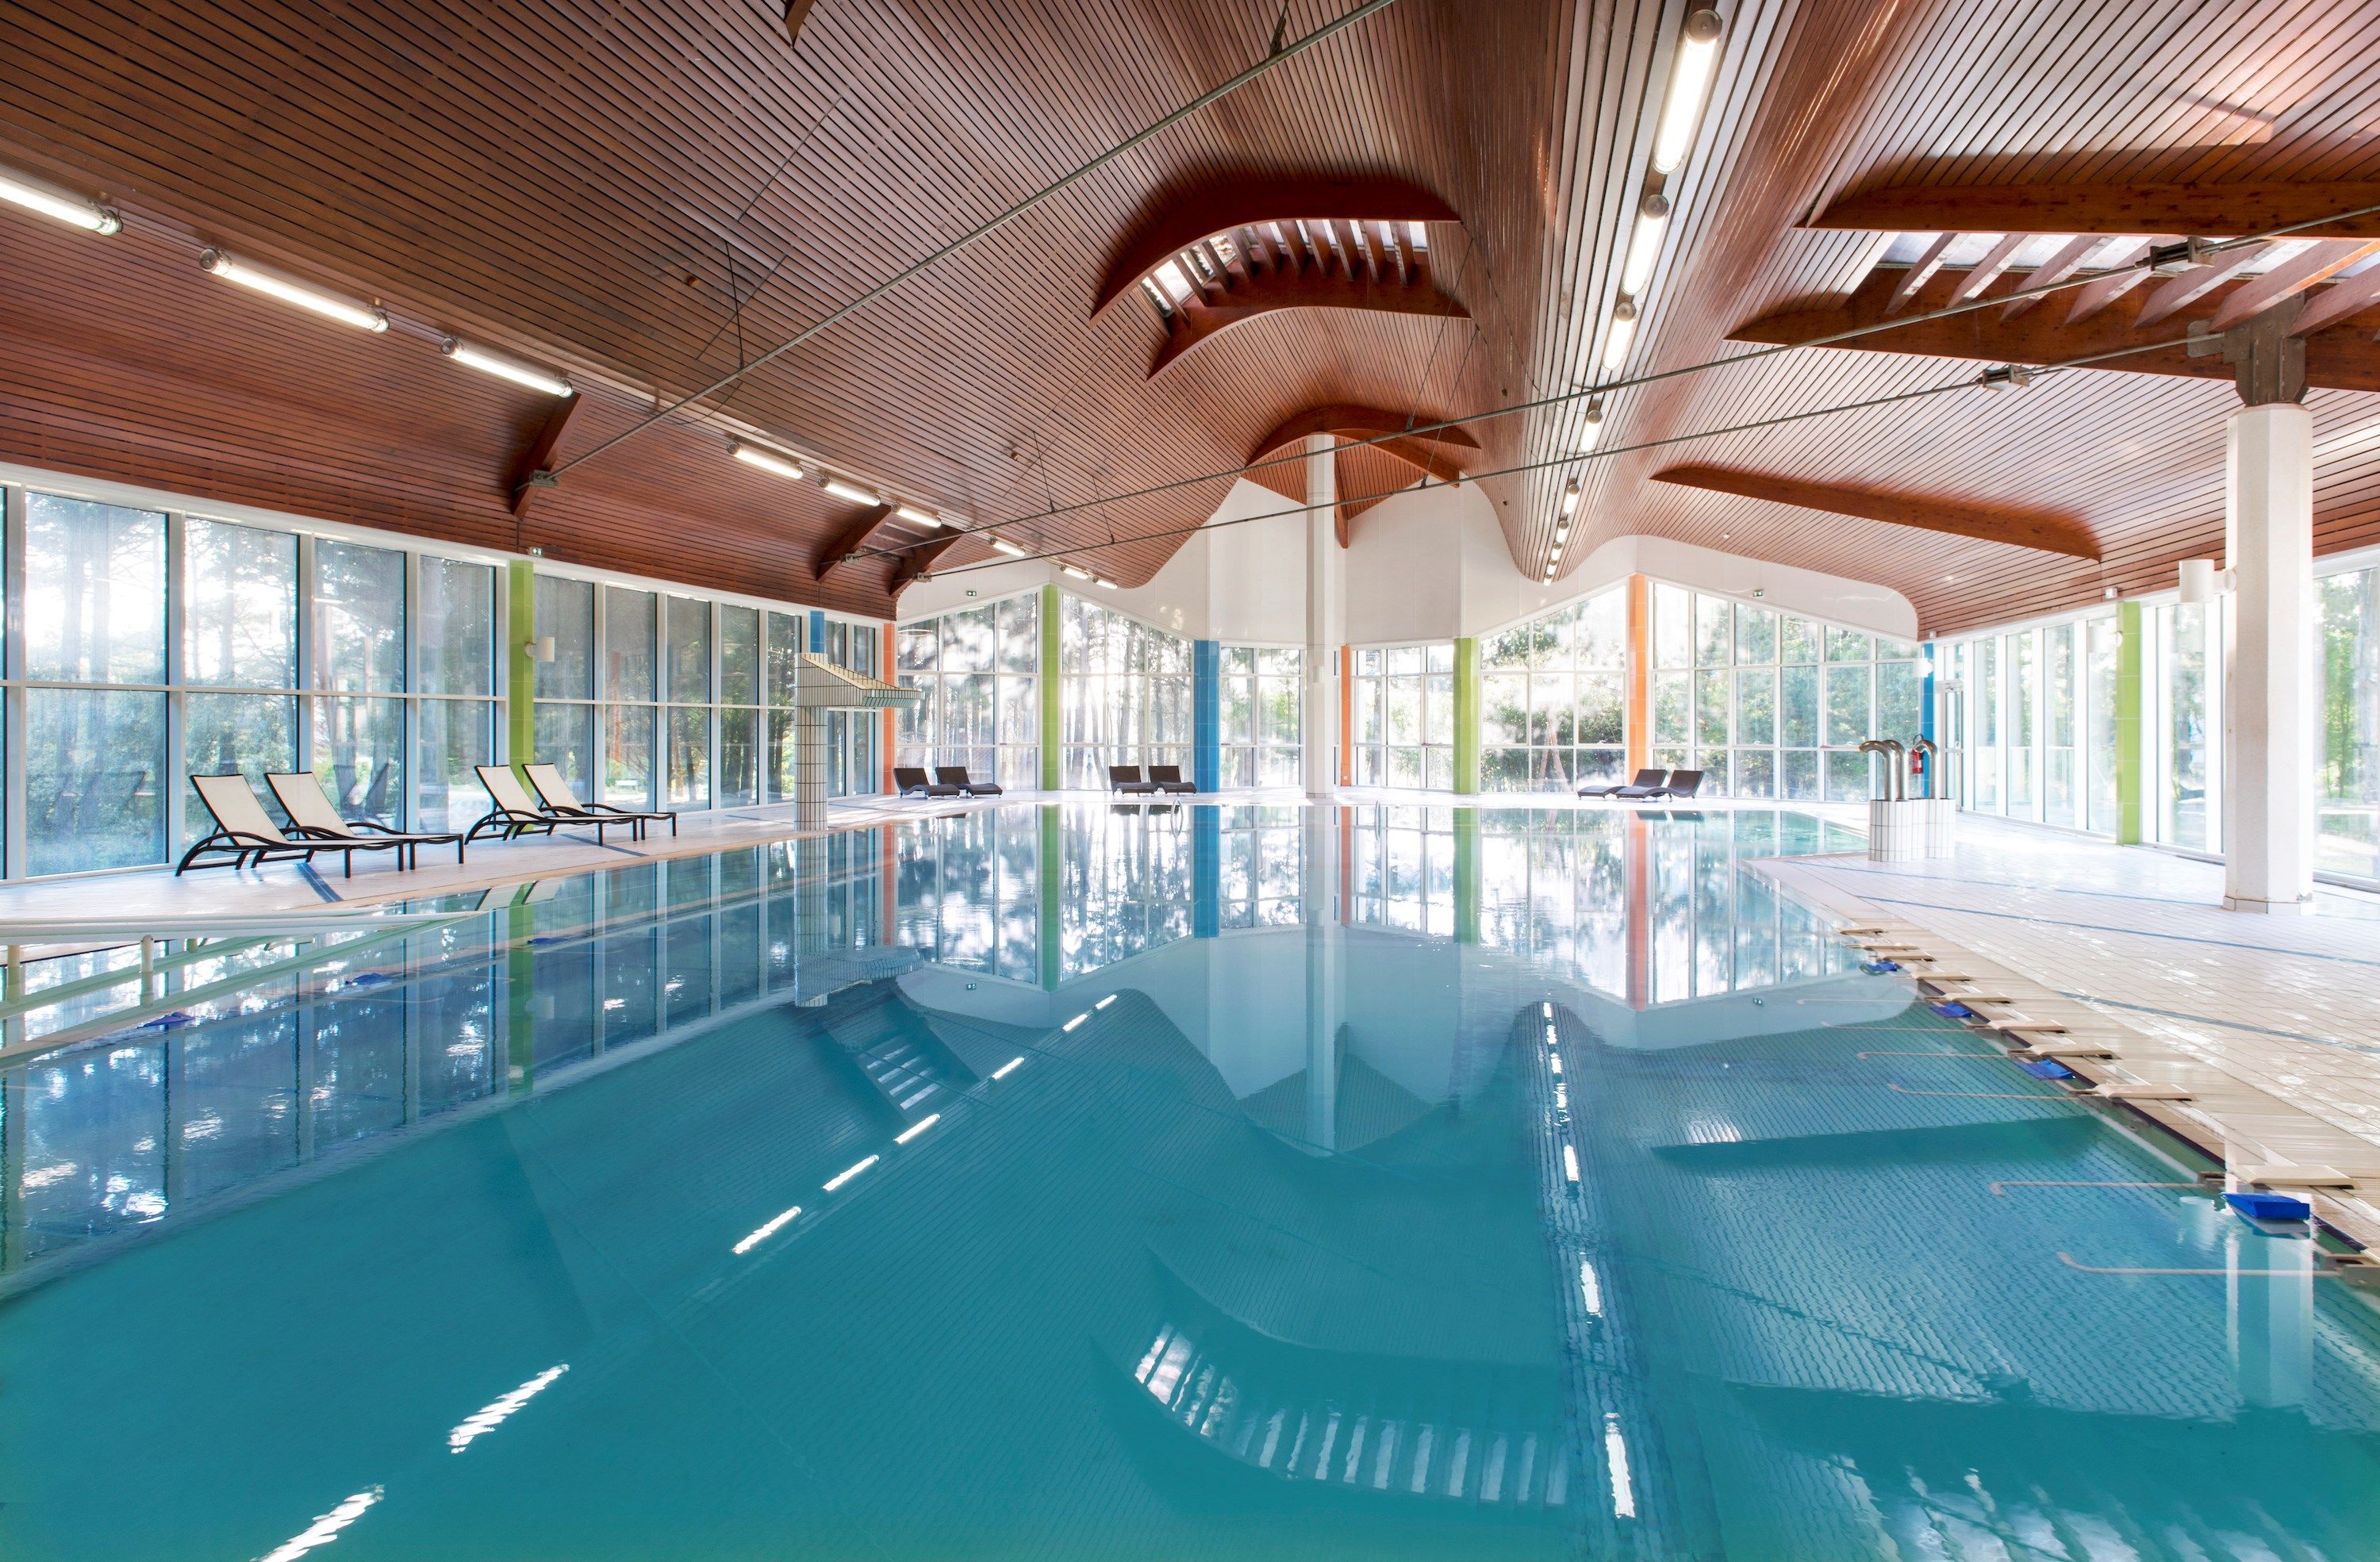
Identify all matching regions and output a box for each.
[163,512,187,851]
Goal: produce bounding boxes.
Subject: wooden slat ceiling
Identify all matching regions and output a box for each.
[1563,0,2380,639]
[6,0,2380,638]
[0,0,1562,613]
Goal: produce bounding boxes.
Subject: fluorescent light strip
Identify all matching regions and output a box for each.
[1563,1144,1582,1184]
[991,1056,1025,1080]
[732,440,804,480]
[1062,1011,1088,1032]
[1094,578,1119,589]
[894,1113,941,1146]
[199,249,387,332]
[823,1154,879,1192]
[1560,480,1580,516]
[1541,1002,1553,1019]
[1061,565,1092,580]
[1554,1082,1568,1110]
[1602,301,1638,371]
[731,1205,802,1255]
[257,1487,384,1562]
[1096,994,1116,1009]
[989,536,1027,557]
[441,339,572,397]
[823,478,881,506]
[1580,1258,1603,1317]
[447,1364,569,1452]
[0,166,120,234]
[1652,10,1725,175]
[1619,193,1671,296]
[1549,1053,1563,1075]
[896,504,942,528]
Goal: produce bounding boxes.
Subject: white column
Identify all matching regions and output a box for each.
[1302,434,1345,797]
[2222,402,2316,913]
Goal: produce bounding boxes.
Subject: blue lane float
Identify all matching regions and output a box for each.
[2017,1058,2078,1080]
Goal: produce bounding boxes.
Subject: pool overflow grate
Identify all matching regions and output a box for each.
[1829,920,2380,1271]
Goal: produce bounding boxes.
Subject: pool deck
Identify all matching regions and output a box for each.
[1760,813,2380,1249]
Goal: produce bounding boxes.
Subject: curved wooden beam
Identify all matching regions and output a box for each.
[889,532,964,595]
[1730,265,2380,393]
[1652,465,2099,560]
[1806,181,2380,240]
[1149,259,1468,377]
[1246,405,1477,547]
[1092,176,1460,318]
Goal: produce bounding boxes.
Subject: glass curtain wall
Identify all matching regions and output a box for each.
[1650,584,1920,800]
[1480,589,1626,790]
[1952,612,2119,832]
[540,589,880,812]
[14,489,496,875]
[2321,564,2380,881]
[4,481,885,879]
[1351,643,1456,789]
[896,596,1041,788]
[1056,594,1190,787]
[1219,645,1302,787]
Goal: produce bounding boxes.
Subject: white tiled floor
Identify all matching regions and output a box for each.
[0,793,1003,931]
[1763,814,2380,1160]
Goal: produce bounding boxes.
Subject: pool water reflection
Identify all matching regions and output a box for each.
[3,803,2378,1560]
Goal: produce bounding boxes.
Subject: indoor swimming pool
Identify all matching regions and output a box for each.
[4,803,2378,1560]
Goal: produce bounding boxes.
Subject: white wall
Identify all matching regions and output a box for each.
[900,472,1921,647]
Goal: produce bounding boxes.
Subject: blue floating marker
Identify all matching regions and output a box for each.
[2017,1057,2076,1080]
[140,1011,197,1030]
[1863,960,1902,975]
[527,935,566,947]
[2225,1191,2312,1223]
[347,971,391,987]
[1929,1001,1977,1019]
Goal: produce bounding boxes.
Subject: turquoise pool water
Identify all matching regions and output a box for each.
[4,804,2378,1560]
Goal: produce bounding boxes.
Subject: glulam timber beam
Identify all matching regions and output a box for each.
[1092,177,1458,317]
[813,502,896,581]
[1248,405,1478,547]
[506,393,580,520]
[1652,465,2099,560]
[889,532,965,595]
[1806,181,2380,240]
[1729,267,2380,394]
[1148,255,1468,377]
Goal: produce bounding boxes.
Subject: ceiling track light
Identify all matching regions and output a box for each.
[198,248,387,332]
[730,439,805,480]
[1619,190,1672,297]
[822,478,881,506]
[1652,10,1726,175]
[0,164,120,234]
[440,338,572,397]
[895,504,942,528]
[1602,300,1639,371]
